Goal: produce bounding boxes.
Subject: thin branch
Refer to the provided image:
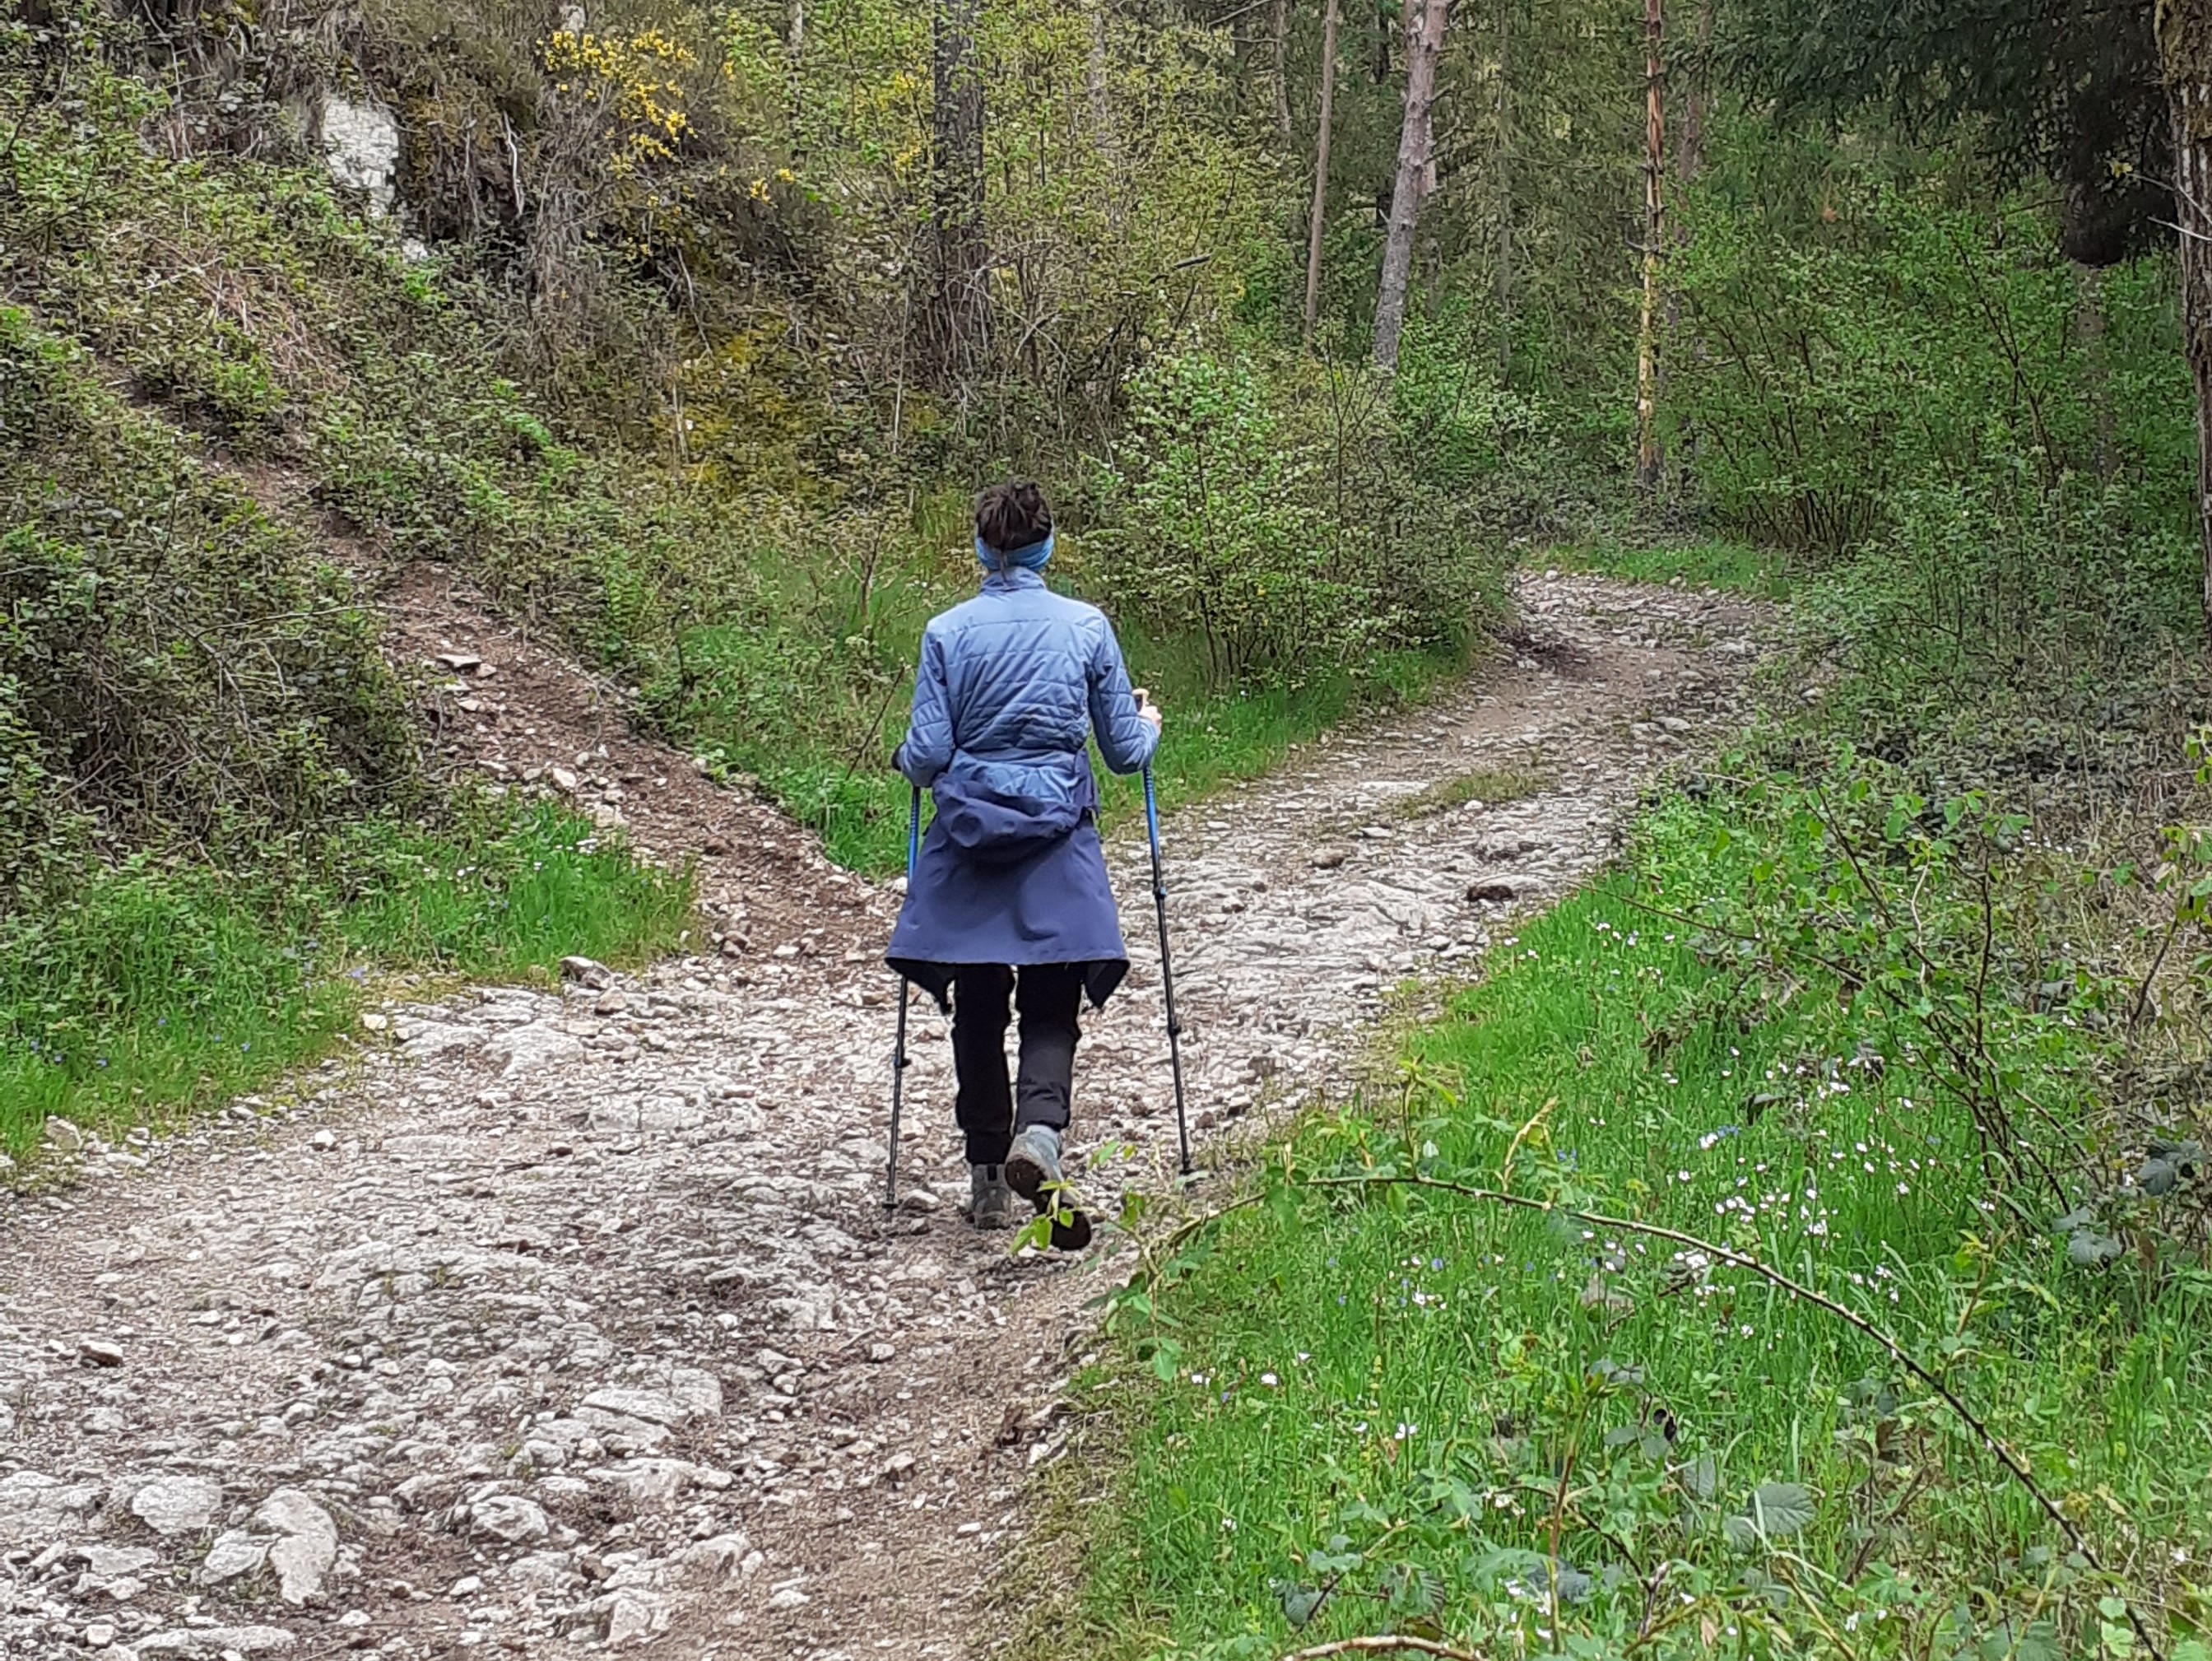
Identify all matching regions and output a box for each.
[1277,1640,1486,1661]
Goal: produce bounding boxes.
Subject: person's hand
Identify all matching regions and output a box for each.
[1134,686,1164,733]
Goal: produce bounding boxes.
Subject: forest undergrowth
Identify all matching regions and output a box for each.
[1014,111,2212,1661]
[1032,556,2212,1659]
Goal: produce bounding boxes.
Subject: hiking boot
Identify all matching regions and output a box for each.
[968,1164,1021,1231]
[1003,1124,1064,1207]
[1045,1205,1094,1252]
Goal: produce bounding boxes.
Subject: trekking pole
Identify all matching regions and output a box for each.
[1141,766,1193,1177]
[885,784,921,1208]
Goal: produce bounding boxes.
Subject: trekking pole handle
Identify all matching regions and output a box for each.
[905,782,922,879]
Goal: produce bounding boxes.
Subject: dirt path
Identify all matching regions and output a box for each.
[0,574,1767,1661]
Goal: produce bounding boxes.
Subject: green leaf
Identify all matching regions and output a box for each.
[2066,1229,2123,1268]
[1728,1481,1814,1543]
[1274,1581,1324,1627]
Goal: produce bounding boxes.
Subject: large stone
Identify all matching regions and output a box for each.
[667,1368,723,1420]
[560,956,615,990]
[76,1544,159,1580]
[583,1459,692,1508]
[320,98,400,217]
[137,1625,298,1655]
[0,1472,101,1544]
[467,1493,550,1545]
[198,1530,272,1586]
[484,1021,587,1079]
[396,1019,482,1061]
[580,1388,691,1430]
[606,1590,667,1645]
[253,1488,338,1605]
[675,1531,751,1587]
[131,1475,224,1538]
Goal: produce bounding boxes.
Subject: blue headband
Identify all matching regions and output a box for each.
[976,530,1053,572]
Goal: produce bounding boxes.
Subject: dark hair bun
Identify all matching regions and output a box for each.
[975,480,1053,554]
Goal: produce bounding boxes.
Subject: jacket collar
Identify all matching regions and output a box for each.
[980,566,1047,593]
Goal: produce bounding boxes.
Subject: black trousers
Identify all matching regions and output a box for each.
[950,963,1083,1167]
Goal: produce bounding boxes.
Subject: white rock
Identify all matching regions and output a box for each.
[606,1590,666,1645]
[77,1545,159,1580]
[198,1530,272,1585]
[581,1388,691,1429]
[560,955,615,989]
[584,1459,691,1507]
[321,97,400,216]
[130,1475,224,1538]
[675,1532,750,1587]
[396,1018,481,1061]
[253,1487,338,1605]
[44,1115,84,1151]
[467,1493,549,1544]
[667,1367,723,1419]
[483,1021,587,1079]
[137,1625,297,1654]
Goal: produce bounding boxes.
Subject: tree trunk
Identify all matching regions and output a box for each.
[1273,0,1293,139]
[1633,0,1664,494]
[2156,0,2212,634]
[1372,0,1445,371]
[1659,0,1707,475]
[1303,0,1341,345]
[931,0,988,380]
[1494,0,1511,379]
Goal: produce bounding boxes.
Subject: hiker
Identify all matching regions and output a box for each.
[885,480,1163,1240]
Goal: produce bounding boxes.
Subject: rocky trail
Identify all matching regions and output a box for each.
[0,572,1770,1661]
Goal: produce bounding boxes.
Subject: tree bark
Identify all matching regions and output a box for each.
[1494,0,1511,379]
[1273,0,1293,139]
[1658,0,1707,474]
[2156,0,2212,634]
[1633,0,1664,494]
[931,0,988,379]
[1304,0,1341,345]
[1372,0,1445,371]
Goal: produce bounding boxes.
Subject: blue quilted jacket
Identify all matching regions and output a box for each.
[896,566,1158,816]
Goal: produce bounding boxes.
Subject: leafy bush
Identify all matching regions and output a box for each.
[1087,351,1501,691]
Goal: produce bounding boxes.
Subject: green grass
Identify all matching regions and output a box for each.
[1549,533,1796,598]
[1052,797,2212,1661]
[0,800,693,1158]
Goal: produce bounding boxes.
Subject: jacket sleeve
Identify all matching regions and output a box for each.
[896,625,955,786]
[1086,616,1159,776]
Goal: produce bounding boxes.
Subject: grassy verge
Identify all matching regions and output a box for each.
[0,799,692,1159]
[1048,786,2212,1661]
